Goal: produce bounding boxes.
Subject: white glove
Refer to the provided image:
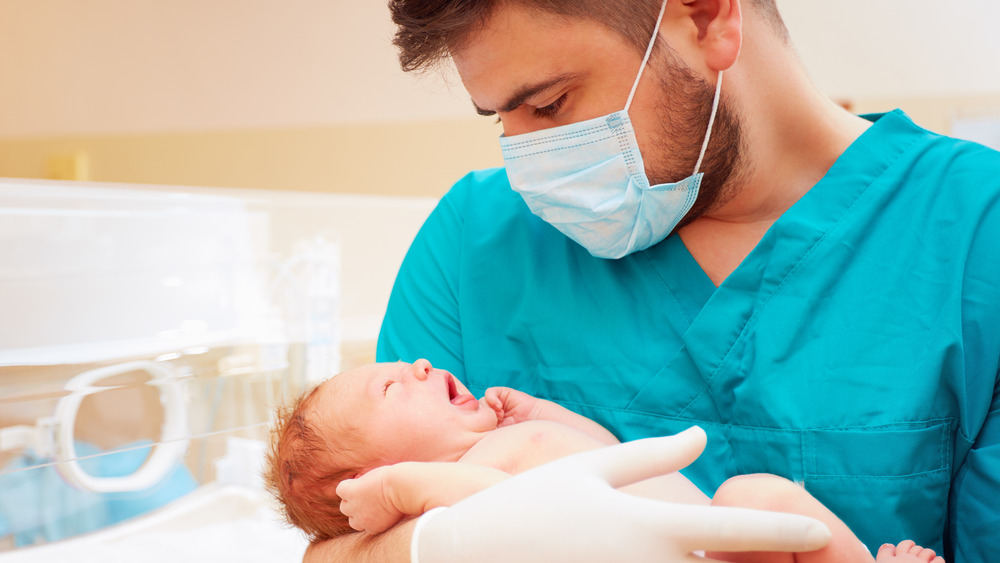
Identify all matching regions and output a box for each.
[412,427,831,563]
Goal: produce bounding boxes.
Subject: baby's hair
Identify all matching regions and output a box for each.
[264,380,362,542]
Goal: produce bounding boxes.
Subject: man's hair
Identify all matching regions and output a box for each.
[389,0,787,73]
[264,383,361,542]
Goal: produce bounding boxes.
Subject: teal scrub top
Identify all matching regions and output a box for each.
[377,111,1000,561]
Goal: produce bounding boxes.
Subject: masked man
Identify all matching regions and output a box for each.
[308,1,1000,562]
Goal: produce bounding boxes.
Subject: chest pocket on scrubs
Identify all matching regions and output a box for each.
[730,421,954,556]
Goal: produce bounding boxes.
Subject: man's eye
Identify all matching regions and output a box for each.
[532,94,567,119]
[382,381,394,395]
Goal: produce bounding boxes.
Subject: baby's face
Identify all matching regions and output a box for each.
[313,359,499,470]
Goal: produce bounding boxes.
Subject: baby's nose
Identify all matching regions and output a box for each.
[410,359,433,381]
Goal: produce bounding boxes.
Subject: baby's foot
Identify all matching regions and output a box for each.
[875,540,945,563]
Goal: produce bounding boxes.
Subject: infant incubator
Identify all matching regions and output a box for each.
[0,178,435,561]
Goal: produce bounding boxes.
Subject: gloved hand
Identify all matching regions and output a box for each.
[412,427,832,563]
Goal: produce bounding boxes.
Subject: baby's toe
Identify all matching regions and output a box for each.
[876,543,897,561]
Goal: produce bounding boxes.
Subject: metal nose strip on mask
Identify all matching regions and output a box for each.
[501,122,611,150]
[500,117,620,159]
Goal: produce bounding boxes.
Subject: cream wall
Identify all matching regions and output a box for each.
[1,1,999,195]
[0,0,477,135]
[0,0,502,195]
[781,1,1000,99]
[780,1,1000,133]
[0,120,501,196]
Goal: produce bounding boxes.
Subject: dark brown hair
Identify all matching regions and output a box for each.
[264,383,361,542]
[389,0,787,73]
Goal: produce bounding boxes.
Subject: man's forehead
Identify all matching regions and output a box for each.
[453,6,616,110]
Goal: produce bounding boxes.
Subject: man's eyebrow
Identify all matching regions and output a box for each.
[472,73,578,116]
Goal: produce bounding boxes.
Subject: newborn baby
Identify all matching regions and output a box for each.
[265,359,944,563]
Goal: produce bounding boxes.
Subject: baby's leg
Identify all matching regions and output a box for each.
[704,474,874,563]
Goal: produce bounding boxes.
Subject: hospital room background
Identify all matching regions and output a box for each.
[1,1,998,561]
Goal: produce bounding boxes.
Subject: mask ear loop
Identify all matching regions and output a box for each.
[693,70,723,175]
[623,0,724,176]
[624,0,668,113]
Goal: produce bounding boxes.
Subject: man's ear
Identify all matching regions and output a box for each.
[681,0,742,72]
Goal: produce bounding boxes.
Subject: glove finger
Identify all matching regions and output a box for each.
[660,503,832,554]
[683,555,730,563]
[541,426,707,489]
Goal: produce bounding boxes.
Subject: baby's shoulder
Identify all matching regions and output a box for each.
[461,420,605,474]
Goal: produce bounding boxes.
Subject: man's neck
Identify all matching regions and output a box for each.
[678,33,871,286]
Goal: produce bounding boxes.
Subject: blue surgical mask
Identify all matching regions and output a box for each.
[498,0,723,259]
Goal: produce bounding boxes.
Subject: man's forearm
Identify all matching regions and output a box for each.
[304,519,415,563]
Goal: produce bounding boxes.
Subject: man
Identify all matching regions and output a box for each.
[307,1,1000,561]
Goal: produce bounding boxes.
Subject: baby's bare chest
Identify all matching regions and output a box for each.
[458,421,599,474]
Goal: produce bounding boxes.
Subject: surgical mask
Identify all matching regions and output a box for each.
[498,0,723,259]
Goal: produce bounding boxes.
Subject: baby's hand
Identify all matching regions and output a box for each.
[484,387,542,427]
[336,466,405,534]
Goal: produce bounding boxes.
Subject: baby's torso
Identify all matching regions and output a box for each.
[455,420,710,506]
[458,420,607,475]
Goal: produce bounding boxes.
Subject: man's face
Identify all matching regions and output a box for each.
[453,4,745,224]
[453,6,645,137]
[313,360,498,470]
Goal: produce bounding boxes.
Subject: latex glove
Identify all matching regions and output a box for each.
[413,427,831,563]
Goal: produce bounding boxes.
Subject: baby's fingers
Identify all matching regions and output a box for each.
[337,482,366,532]
[336,477,358,500]
[482,389,507,419]
[483,387,504,406]
[337,479,365,517]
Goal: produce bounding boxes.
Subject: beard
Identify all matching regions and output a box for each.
[642,44,750,230]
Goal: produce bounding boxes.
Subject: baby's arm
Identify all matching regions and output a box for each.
[484,386,618,444]
[341,422,709,535]
[336,462,509,534]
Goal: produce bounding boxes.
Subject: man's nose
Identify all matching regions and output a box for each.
[410,358,433,381]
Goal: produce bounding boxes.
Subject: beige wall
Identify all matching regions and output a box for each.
[0,0,503,196]
[0,120,502,197]
[0,0,478,135]
[1,1,999,196]
[780,1,1000,100]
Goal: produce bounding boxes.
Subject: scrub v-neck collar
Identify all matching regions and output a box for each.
[644,110,921,321]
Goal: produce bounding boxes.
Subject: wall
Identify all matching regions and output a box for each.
[0,120,500,196]
[780,1,1000,137]
[1,0,998,196]
[0,0,476,134]
[0,0,502,195]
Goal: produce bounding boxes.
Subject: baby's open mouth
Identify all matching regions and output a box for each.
[446,374,477,408]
